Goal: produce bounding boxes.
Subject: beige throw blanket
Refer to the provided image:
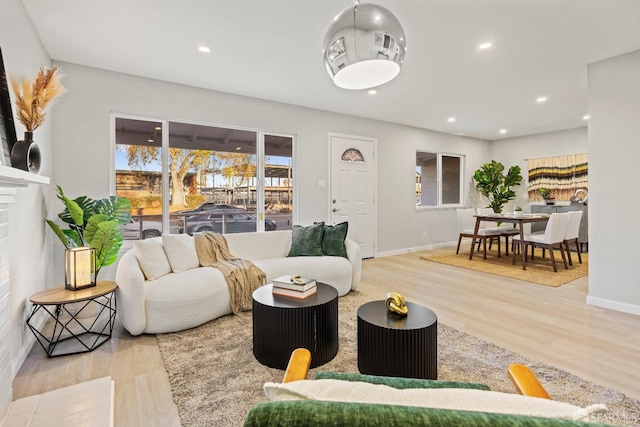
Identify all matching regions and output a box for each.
[194,232,266,314]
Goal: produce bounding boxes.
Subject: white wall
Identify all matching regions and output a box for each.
[51,62,492,259]
[1,0,57,408]
[490,127,588,211]
[586,50,640,315]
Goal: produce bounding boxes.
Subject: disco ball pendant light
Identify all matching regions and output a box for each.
[324,0,406,90]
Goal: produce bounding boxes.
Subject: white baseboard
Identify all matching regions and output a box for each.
[586,295,640,316]
[375,241,457,258]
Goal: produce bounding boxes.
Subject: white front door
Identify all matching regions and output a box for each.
[330,134,376,258]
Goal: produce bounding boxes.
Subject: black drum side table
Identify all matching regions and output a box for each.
[357,300,437,379]
[26,280,117,358]
[252,283,338,370]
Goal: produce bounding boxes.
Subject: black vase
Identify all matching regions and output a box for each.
[10,131,41,174]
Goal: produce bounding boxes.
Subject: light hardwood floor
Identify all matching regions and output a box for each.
[12,247,640,426]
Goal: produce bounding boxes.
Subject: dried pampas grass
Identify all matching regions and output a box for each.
[11,65,65,132]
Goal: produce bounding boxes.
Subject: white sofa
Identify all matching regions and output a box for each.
[115,230,362,335]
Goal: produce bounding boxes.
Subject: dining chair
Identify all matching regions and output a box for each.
[563,210,583,266]
[511,212,570,272]
[456,208,502,259]
[477,207,519,256]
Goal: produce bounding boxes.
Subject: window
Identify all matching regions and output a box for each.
[115,117,166,239]
[264,133,293,233]
[114,116,294,240]
[416,151,463,207]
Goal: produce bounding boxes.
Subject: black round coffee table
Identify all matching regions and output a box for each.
[252,283,338,370]
[357,300,437,379]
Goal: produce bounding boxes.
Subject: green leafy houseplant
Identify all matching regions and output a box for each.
[538,188,549,199]
[46,185,131,276]
[473,160,523,213]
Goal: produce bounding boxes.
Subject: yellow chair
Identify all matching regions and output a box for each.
[507,363,552,399]
[284,348,552,400]
[283,348,312,383]
[243,348,613,427]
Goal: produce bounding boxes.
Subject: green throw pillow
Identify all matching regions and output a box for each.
[287,222,325,257]
[314,372,491,391]
[320,222,348,258]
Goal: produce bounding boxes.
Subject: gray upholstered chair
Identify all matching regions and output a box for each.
[456,208,502,259]
[563,210,583,265]
[476,207,519,256]
[512,212,570,272]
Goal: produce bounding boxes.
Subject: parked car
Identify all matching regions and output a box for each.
[122,218,164,239]
[180,212,277,235]
[178,205,243,233]
[178,203,240,215]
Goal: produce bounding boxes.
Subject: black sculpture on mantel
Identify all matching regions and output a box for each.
[10,131,41,174]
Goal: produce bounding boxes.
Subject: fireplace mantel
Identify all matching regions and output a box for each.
[0,165,49,187]
[0,164,49,411]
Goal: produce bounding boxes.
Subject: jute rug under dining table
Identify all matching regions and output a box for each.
[420,245,588,287]
[156,291,637,427]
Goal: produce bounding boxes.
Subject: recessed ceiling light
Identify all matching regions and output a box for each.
[499,129,507,134]
[154,126,161,131]
[147,138,154,143]
[479,42,492,49]
[198,46,211,53]
[583,115,590,120]
[235,146,242,151]
[368,89,377,95]
[447,117,456,122]
[536,96,548,103]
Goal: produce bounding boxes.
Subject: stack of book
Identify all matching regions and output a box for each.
[271,275,317,299]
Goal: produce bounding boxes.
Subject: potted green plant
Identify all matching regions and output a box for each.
[46,185,131,276]
[514,205,523,217]
[538,188,555,205]
[473,160,523,213]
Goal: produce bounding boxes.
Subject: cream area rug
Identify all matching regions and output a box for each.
[420,246,588,287]
[156,291,637,427]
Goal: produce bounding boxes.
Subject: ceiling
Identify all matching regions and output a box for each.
[22,0,640,141]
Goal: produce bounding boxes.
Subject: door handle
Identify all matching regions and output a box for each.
[332,208,340,213]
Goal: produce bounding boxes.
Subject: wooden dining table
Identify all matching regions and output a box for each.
[469,213,550,270]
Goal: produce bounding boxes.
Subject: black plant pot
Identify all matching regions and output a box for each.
[10,131,41,174]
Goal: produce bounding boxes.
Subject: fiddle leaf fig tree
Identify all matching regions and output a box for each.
[473,160,523,213]
[46,185,131,276]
